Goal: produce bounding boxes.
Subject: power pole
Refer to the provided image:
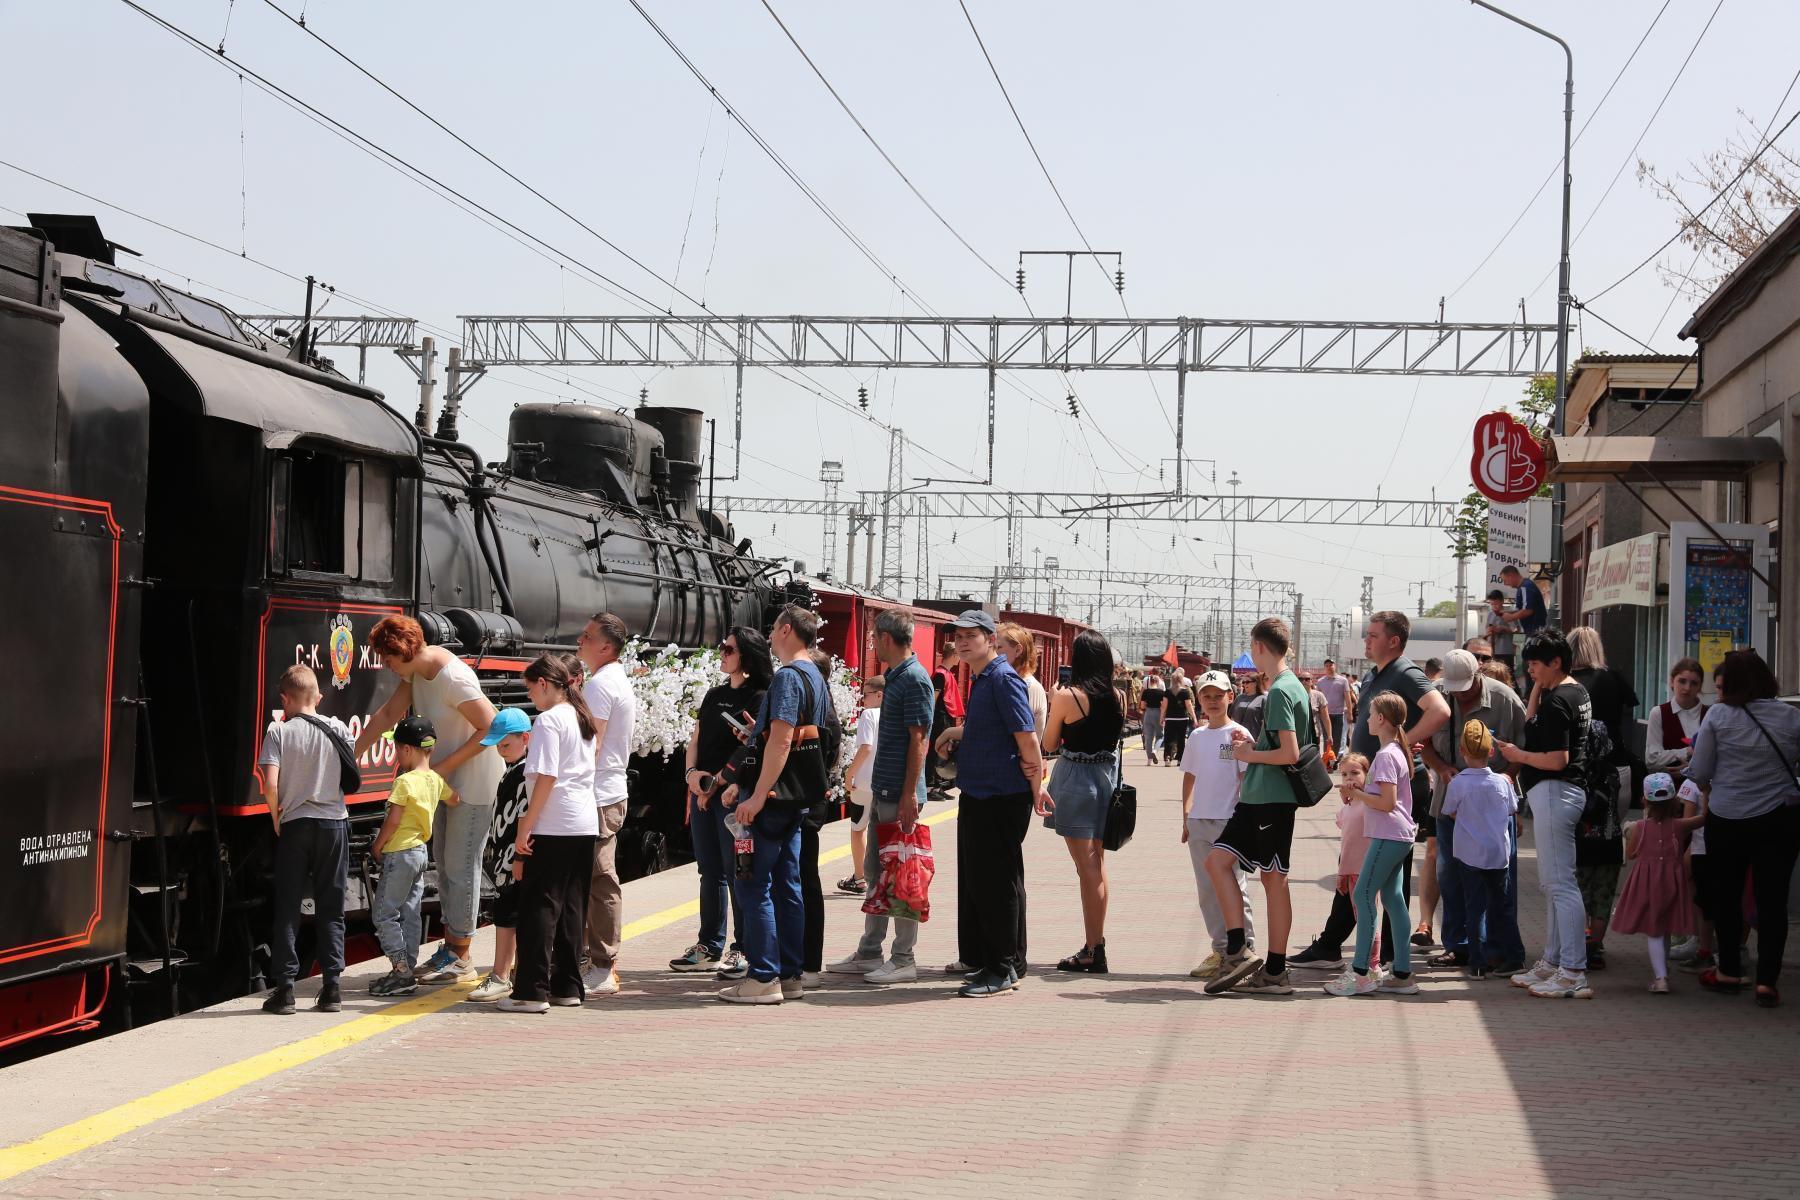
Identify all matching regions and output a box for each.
[820,459,844,580]
[1293,592,1304,669]
[412,335,437,434]
[876,428,905,596]
[1227,471,1242,657]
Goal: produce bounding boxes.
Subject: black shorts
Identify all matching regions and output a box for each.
[491,879,520,929]
[1215,802,1298,874]
[1416,810,1438,841]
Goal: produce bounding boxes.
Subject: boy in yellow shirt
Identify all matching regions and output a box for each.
[370,716,459,996]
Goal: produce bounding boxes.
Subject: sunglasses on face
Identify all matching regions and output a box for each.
[721,643,739,655]
[1473,654,1493,663]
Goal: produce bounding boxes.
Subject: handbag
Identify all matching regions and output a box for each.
[765,665,829,810]
[1741,704,1800,791]
[1102,737,1137,851]
[1281,694,1333,807]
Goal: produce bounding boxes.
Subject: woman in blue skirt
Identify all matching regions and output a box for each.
[1040,630,1127,974]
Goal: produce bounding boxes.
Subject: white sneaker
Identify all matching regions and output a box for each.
[800,971,823,988]
[1323,968,1381,997]
[781,977,806,1001]
[717,978,782,1005]
[417,955,477,984]
[582,967,620,995]
[1377,972,1420,996]
[1528,970,1594,999]
[1668,938,1700,963]
[497,996,549,1014]
[716,950,749,979]
[864,960,918,984]
[465,974,513,1003]
[548,994,582,1007]
[1510,959,1558,989]
[825,953,884,975]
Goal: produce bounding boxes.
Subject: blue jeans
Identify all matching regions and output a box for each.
[374,845,429,969]
[734,806,804,983]
[1329,713,1345,752]
[1527,780,1587,972]
[1457,861,1516,969]
[690,793,741,956]
[1353,838,1414,974]
[1437,815,1466,955]
[433,799,491,940]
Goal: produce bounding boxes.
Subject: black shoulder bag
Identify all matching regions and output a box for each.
[1282,689,1333,808]
[764,665,830,811]
[296,713,363,798]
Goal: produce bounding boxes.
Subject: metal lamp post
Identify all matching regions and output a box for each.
[1470,0,1573,622]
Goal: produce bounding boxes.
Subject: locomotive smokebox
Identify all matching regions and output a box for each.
[506,402,661,508]
[636,405,704,521]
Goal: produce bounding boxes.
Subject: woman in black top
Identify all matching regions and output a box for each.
[1496,628,1594,996]
[675,626,771,977]
[1140,672,1166,765]
[1040,630,1127,973]
[1161,672,1196,766]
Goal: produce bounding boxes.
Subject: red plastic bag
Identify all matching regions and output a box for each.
[860,821,934,923]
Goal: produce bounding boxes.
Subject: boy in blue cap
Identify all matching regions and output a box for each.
[468,708,534,1002]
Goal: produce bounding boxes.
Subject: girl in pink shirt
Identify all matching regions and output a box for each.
[1325,694,1419,997]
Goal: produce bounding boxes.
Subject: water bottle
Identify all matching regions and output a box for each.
[724,812,754,880]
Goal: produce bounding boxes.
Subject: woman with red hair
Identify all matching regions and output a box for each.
[357,615,502,983]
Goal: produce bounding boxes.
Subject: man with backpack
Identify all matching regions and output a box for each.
[719,605,832,1005]
[258,664,357,1015]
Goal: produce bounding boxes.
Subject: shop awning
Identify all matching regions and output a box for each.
[1546,435,1783,483]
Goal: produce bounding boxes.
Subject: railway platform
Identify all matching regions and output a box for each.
[3,757,1797,1199]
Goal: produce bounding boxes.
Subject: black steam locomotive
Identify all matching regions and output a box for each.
[0,214,778,1053]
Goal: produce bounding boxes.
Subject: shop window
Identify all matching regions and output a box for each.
[269,450,395,582]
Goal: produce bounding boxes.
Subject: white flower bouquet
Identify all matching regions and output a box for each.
[619,640,722,760]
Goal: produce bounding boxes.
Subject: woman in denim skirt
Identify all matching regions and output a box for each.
[1040,630,1127,974]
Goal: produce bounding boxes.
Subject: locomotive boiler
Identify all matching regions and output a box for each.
[0,214,775,1054]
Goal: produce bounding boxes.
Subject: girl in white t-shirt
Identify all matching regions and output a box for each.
[1325,693,1419,998]
[501,654,601,1013]
[838,676,883,895]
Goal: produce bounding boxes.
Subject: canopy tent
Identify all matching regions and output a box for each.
[1231,652,1255,673]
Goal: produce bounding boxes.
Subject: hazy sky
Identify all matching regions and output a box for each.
[6,0,1796,645]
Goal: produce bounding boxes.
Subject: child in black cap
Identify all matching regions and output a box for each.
[370,715,459,996]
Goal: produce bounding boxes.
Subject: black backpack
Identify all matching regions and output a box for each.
[296,713,364,798]
[1577,717,1620,839]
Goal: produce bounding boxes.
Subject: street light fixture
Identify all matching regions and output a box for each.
[1469,0,1573,622]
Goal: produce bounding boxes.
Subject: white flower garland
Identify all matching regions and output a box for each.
[614,640,864,802]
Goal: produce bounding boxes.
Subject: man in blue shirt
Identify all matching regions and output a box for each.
[827,609,935,984]
[1495,564,1548,638]
[935,610,1043,997]
[719,604,827,1005]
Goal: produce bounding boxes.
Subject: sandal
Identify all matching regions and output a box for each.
[1755,986,1780,1009]
[1698,968,1744,994]
[1057,942,1109,974]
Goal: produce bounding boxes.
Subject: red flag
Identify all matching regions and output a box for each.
[1159,641,1180,668]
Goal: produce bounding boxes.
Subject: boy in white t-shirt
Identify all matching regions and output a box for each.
[837,675,884,895]
[1179,670,1255,979]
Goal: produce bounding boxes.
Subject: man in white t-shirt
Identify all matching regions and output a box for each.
[837,676,883,895]
[1178,670,1255,979]
[577,611,637,995]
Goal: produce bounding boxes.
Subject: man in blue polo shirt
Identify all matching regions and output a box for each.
[1495,563,1548,639]
[826,609,935,984]
[935,609,1043,998]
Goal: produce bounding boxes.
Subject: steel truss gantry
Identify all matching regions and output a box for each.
[934,565,1297,595]
[717,492,1458,528]
[458,314,1555,377]
[238,314,419,384]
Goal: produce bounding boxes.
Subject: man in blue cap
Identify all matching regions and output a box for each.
[467,707,534,1003]
[935,609,1044,997]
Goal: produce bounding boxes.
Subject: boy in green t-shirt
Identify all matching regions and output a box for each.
[370,715,459,996]
[1203,617,1309,997]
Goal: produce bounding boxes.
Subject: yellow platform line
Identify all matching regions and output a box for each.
[0,804,960,1183]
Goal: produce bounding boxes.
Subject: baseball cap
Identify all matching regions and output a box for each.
[1643,771,1677,804]
[383,714,436,749]
[951,609,996,633]
[1439,649,1480,692]
[479,707,532,746]
[1195,669,1233,694]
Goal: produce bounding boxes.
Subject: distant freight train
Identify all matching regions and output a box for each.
[0,213,1092,1056]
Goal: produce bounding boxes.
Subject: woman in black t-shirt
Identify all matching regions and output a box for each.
[1140,672,1166,765]
[1161,673,1196,766]
[674,627,772,977]
[1496,628,1594,996]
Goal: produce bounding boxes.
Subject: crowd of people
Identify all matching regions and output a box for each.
[257,593,1800,1014]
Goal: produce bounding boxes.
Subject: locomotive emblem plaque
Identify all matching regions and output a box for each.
[328,614,355,690]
